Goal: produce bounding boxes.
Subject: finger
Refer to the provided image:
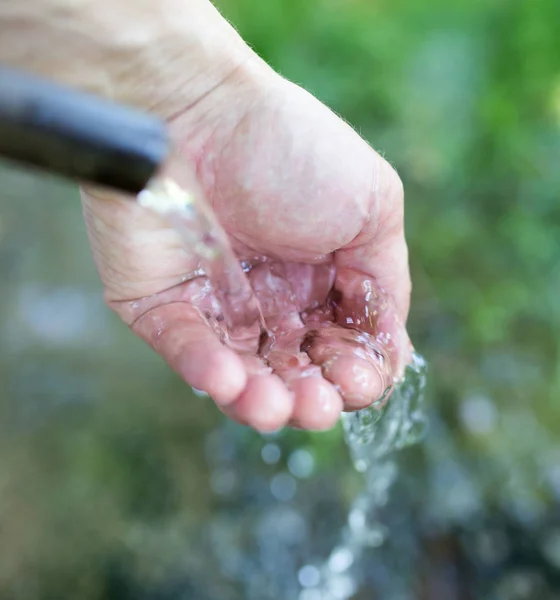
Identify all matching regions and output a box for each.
[233,334,342,432]
[267,347,343,430]
[304,330,392,411]
[131,302,247,406]
[332,267,412,378]
[323,356,390,411]
[289,376,343,431]
[223,374,293,432]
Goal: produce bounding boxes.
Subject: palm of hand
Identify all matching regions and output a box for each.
[82,76,410,431]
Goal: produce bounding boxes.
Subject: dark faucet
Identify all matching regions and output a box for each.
[0,66,170,195]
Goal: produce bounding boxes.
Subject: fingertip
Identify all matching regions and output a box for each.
[234,375,293,432]
[322,356,385,411]
[179,346,247,406]
[290,377,342,431]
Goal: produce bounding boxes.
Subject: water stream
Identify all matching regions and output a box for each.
[138,177,266,353]
[309,353,427,599]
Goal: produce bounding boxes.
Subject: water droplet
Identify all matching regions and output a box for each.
[328,547,354,573]
[270,473,297,502]
[192,387,208,398]
[288,449,315,478]
[459,394,497,434]
[329,574,357,599]
[261,443,281,465]
[354,459,368,473]
[348,508,365,531]
[298,565,321,588]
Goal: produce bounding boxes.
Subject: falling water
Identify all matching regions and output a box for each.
[138,177,266,352]
[343,351,428,472]
[300,353,427,600]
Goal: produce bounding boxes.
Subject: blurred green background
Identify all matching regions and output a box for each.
[1,0,560,598]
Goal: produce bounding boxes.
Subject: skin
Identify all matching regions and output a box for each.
[0,0,412,431]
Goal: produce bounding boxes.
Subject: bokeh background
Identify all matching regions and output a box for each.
[1,0,560,598]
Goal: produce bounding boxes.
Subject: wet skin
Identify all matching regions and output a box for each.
[82,67,412,432]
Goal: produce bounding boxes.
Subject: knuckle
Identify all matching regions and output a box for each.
[378,157,404,208]
[373,155,405,231]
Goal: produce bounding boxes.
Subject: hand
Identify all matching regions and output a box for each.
[82,66,411,432]
[2,0,411,431]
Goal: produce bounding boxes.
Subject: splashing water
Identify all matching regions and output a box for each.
[137,176,428,598]
[301,354,428,600]
[343,351,428,473]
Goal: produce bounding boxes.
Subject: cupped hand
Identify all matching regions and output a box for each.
[82,58,412,432]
